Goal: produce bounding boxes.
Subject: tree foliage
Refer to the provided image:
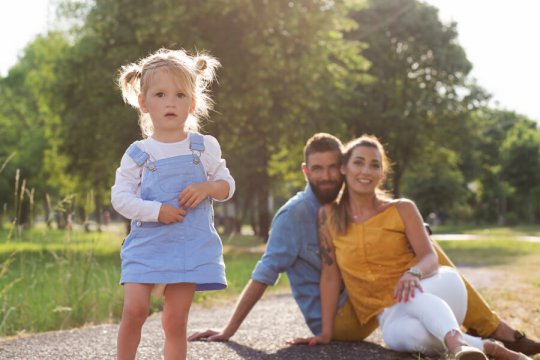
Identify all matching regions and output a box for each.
[347,0,482,196]
[1,0,540,230]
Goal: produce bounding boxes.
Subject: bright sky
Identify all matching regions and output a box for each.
[1,0,539,122]
[0,1,50,76]
[424,0,540,122]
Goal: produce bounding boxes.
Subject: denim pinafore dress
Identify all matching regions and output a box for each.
[120,133,227,291]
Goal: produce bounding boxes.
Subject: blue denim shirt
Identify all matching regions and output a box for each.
[251,184,346,335]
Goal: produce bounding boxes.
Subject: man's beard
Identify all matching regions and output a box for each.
[310,180,343,204]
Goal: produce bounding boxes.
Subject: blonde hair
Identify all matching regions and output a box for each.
[331,135,393,235]
[117,48,220,137]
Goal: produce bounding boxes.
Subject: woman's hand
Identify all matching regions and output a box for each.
[286,334,331,346]
[393,272,423,303]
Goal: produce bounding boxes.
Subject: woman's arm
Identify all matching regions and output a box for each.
[318,206,342,342]
[288,205,341,345]
[394,199,438,302]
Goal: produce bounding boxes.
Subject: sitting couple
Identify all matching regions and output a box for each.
[190,133,540,359]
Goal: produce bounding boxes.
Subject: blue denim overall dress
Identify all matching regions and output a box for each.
[120,133,226,291]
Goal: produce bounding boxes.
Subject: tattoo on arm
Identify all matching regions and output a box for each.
[318,209,334,266]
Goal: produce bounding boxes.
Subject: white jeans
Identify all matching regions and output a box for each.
[377,266,484,356]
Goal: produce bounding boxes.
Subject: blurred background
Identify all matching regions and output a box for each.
[1,0,540,235]
[1,0,539,338]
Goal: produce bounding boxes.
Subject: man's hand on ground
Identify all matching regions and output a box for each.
[188,329,231,342]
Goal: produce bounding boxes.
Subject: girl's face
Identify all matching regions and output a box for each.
[342,145,384,196]
[138,69,194,140]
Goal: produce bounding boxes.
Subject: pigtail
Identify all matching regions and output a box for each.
[194,54,220,83]
[191,53,221,123]
[118,63,142,109]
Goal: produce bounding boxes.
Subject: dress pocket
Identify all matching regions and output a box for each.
[156,165,198,194]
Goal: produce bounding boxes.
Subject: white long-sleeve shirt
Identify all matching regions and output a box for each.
[111,133,235,222]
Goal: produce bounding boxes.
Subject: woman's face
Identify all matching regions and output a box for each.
[342,145,384,195]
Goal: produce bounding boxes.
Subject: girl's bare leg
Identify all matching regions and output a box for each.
[117,283,153,360]
[162,283,196,360]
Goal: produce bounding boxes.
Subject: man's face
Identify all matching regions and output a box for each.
[302,151,343,204]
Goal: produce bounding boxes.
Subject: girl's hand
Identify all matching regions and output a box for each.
[178,182,211,209]
[393,272,423,303]
[286,335,331,346]
[158,204,187,224]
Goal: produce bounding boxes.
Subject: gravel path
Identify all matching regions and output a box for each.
[0,292,414,360]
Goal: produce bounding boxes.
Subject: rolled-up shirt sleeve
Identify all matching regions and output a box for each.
[251,208,302,285]
[203,135,235,201]
[111,152,162,222]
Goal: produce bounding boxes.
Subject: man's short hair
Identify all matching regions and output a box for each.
[303,133,343,163]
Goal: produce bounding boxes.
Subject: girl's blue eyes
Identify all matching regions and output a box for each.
[154,92,185,98]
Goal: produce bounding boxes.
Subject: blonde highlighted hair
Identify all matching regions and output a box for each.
[117,48,220,137]
[331,135,393,235]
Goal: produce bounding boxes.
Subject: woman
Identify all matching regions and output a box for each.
[291,135,531,360]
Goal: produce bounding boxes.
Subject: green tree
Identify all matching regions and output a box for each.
[0,32,71,225]
[468,109,528,223]
[401,146,469,222]
[56,0,369,238]
[346,0,479,196]
[500,120,540,223]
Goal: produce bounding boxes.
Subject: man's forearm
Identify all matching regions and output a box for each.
[222,279,268,336]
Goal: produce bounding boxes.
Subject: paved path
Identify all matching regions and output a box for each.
[432,234,540,242]
[0,293,413,360]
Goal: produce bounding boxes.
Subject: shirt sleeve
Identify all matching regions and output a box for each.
[203,135,235,201]
[251,208,302,285]
[110,150,162,222]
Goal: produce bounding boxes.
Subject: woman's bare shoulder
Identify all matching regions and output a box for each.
[393,198,418,216]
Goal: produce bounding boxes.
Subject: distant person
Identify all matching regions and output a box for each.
[102,209,111,226]
[289,135,532,360]
[112,49,235,360]
[189,133,540,357]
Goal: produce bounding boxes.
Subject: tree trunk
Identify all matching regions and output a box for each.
[392,166,403,198]
[257,186,270,242]
[94,195,102,232]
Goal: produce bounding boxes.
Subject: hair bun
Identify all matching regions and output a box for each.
[195,57,208,74]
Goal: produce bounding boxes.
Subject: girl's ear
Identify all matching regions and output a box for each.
[138,94,148,113]
[189,99,196,113]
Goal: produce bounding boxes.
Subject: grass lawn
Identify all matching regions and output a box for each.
[1,224,539,343]
[0,226,287,336]
[432,223,540,236]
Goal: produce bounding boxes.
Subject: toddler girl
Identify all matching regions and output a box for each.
[112,48,234,360]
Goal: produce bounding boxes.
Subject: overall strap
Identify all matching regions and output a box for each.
[126,144,150,166]
[189,133,205,152]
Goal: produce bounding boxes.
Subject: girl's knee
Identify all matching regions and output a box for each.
[122,302,149,324]
[162,312,189,337]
